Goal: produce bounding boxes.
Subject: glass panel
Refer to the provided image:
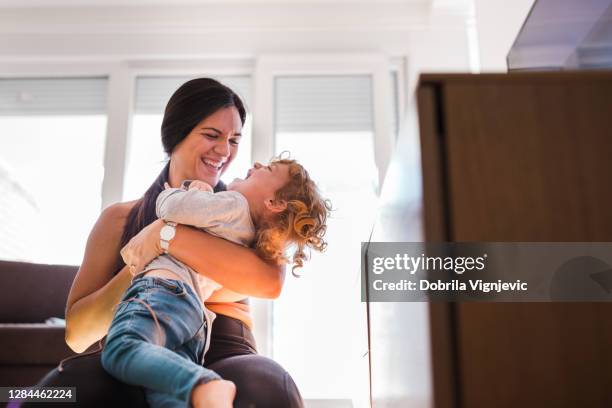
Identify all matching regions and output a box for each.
[0,115,107,264]
[273,75,377,405]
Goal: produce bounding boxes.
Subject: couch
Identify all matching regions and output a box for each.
[0,260,77,387]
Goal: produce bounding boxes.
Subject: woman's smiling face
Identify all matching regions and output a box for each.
[170,106,243,187]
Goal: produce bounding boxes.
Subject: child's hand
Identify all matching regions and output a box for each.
[120,219,166,276]
[120,244,141,276]
[188,180,213,193]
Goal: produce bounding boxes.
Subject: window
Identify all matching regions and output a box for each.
[123,76,253,201]
[0,78,108,264]
[272,75,377,404]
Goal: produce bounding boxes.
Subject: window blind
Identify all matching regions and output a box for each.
[274,75,374,133]
[0,77,108,116]
[134,76,252,115]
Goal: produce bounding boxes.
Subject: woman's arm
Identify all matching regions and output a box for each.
[172,225,285,298]
[64,202,135,353]
[206,287,248,303]
[121,220,285,299]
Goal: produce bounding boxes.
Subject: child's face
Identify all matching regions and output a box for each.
[229,162,290,205]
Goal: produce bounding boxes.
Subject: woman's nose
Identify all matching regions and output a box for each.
[253,162,263,169]
[213,138,231,157]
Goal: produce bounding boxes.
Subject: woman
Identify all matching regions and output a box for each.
[28,78,303,408]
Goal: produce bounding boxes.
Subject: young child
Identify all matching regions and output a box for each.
[101,157,331,408]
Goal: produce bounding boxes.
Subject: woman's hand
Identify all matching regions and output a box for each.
[120,218,165,274]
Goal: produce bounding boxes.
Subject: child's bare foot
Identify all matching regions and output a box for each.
[191,379,236,408]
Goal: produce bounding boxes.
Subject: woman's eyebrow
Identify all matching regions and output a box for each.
[201,127,221,134]
[201,127,242,137]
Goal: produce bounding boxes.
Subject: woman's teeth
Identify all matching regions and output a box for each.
[202,158,223,170]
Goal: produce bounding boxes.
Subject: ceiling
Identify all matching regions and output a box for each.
[0,0,430,6]
[0,0,473,63]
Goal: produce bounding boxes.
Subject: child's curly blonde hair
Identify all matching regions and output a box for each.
[254,156,332,275]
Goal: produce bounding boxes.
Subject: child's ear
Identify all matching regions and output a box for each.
[264,199,287,213]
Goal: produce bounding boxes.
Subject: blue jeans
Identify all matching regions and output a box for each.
[101,276,221,408]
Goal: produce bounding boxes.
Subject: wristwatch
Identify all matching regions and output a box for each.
[160,221,177,254]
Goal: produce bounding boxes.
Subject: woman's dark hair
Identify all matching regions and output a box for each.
[116,78,246,272]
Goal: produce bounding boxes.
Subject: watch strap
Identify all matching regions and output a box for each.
[160,221,177,254]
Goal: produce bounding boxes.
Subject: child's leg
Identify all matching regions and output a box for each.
[101,276,222,404]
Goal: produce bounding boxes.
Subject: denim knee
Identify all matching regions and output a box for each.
[101,335,135,378]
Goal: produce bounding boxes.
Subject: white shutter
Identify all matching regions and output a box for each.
[274,75,374,133]
[134,76,252,115]
[0,77,108,116]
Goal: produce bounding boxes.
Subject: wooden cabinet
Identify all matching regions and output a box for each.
[365,72,612,408]
[418,73,612,408]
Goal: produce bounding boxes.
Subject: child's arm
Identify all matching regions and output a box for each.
[155,184,234,229]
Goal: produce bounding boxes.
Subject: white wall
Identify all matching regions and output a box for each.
[0,1,540,96]
[473,0,536,71]
[0,2,460,58]
[0,1,478,147]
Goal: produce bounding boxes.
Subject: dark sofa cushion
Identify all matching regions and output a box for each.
[0,260,77,323]
[0,261,79,388]
[0,325,73,365]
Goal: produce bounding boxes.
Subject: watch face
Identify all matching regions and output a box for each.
[160,225,176,241]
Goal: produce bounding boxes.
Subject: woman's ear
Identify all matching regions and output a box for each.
[264,199,287,213]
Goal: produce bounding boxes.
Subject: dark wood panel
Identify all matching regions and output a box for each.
[438,75,612,408]
[417,85,458,408]
[444,80,612,241]
[456,302,612,407]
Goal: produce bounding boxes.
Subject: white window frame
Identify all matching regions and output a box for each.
[0,55,400,363]
[251,53,395,359]
[0,55,268,344]
[0,58,255,209]
[252,53,395,186]
[0,60,118,208]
